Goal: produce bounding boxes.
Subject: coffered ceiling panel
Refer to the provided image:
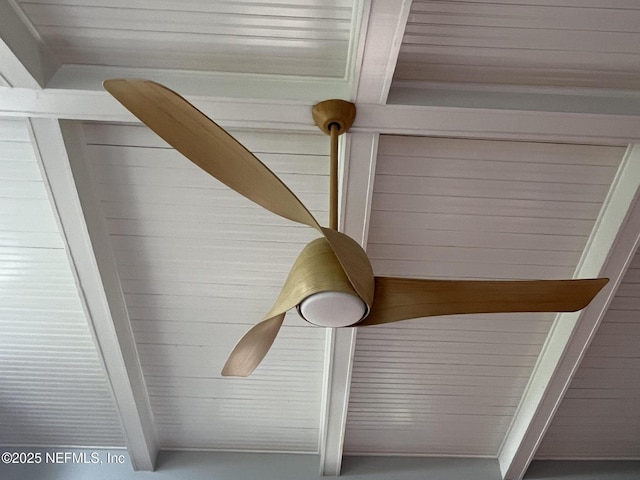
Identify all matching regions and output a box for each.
[13,0,357,77]
[344,135,625,456]
[80,122,330,451]
[395,0,640,89]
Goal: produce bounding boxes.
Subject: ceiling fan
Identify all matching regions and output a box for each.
[104,79,609,377]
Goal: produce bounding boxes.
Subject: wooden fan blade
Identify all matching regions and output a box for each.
[103,79,321,230]
[358,277,609,327]
[104,79,374,311]
[321,228,375,308]
[221,314,285,377]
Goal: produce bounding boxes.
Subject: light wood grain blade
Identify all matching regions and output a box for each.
[221,314,285,377]
[104,79,375,312]
[103,78,321,229]
[321,228,375,308]
[358,277,609,326]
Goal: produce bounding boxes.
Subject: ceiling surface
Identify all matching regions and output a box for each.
[1,1,640,479]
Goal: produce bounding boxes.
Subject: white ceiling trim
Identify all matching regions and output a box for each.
[354,0,412,104]
[47,64,353,102]
[319,327,357,476]
[498,145,640,480]
[0,1,58,88]
[5,88,640,145]
[388,81,640,116]
[29,118,159,471]
[319,0,409,469]
[319,132,379,476]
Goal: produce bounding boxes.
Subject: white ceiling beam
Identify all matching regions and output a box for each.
[0,86,315,128]
[498,145,640,480]
[4,87,640,144]
[319,0,411,473]
[353,104,640,145]
[0,1,58,88]
[319,133,379,476]
[354,0,413,103]
[29,118,159,471]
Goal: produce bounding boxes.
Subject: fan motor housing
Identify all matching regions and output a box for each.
[288,237,369,327]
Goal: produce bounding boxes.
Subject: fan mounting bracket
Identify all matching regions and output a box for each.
[312,100,356,136]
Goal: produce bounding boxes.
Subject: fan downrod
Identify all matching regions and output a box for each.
[312,100,356,231]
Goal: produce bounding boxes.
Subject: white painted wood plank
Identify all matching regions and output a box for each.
[53,54,332,82]
[377,137,625,166]
[374,175,610,203]
[367,226,587,253]
[403,25,640,54]
[39,24,349,43]
[371,194,602,221]
[369,210,595,237]
[19,0,353,16]
[22,5,350,42]
[398,45,640,70]
[369,240,580,262]
[376,157,617,185]
[410,1,640,32]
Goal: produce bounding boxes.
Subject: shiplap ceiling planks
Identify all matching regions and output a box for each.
[344,135,625,456]
[0,117,125,446]
[81,122,330,451]
[536,249,640,459]
[13,0,356,77]
[395,0,640,89]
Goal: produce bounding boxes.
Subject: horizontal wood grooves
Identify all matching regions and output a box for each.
[396,0,640,89]
[15,0,354,76]
[345,136,623,456]
[0,119,124,447]
[83,122,329,450]
[537,250,640,459]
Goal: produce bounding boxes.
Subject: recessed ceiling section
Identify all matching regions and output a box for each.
[394,0,640,90]
[536,249,640,459]
[0,118,125,447]
[13,0,356,77]
[81,122,330,451]
[344,136,625,456]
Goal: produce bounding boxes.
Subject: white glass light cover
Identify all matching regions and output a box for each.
[297,291,367,327]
